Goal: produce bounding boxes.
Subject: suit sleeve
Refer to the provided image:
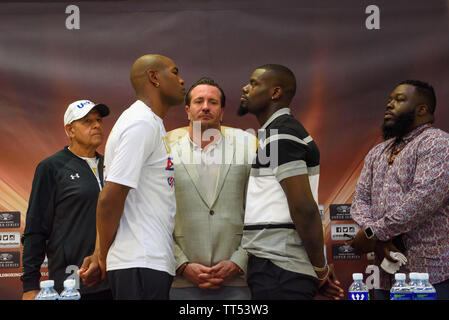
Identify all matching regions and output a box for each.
[173,237,189,270]
[21,161,56,292]
[230,246,249,274]
[229,141,253,274]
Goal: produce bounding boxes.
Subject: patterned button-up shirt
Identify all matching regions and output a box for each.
[351,124,449,290]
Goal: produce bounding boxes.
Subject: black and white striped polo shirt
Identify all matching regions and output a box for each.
[242,107,320,277]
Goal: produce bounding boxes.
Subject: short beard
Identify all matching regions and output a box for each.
[382,110,415,140]
[237,103,248,116]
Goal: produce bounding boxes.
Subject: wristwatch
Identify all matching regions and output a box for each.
[364,227,375,240]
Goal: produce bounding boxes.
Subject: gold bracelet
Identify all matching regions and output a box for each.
[316,265,330,281]
[313,264,328,272]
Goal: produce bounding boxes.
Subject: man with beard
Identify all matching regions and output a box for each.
[350,80,449,300]
[238,64,344,300]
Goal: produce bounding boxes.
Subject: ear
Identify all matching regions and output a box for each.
[147,69,160,87]
[271,87,282,100]
[416,104,429,116]
[64,124,75,138]
[219,106,225,123]
[185,105,191,121]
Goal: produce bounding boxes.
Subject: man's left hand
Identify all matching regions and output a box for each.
[374,240,400,262]
[209,260,242,283]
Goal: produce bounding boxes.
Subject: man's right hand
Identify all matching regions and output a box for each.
[182,263,223,290]
[78,253,102,287]
[316,264,345,300]
[22,290,40,300]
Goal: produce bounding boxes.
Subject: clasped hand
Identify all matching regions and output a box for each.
[183,260,241,290]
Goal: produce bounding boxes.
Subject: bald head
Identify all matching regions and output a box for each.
[130,54,173,93]
[257,64,297,105]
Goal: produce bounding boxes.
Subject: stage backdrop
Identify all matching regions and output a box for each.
[0,0,448,300]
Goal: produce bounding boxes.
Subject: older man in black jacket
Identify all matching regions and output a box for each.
[21,99,112,300]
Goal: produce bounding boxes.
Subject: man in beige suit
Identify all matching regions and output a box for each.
[168,77,255,299]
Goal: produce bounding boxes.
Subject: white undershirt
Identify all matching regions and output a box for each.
[68,147,102,190]
[81,157,102,190]
[188,134,223,206]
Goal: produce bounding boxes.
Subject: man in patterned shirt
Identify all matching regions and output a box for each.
[350,80,449,300]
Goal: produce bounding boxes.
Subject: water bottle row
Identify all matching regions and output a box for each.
[390,272,436,300]
[35,279,81,300]
[349,272,437,300]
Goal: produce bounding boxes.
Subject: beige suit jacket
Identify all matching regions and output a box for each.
[169,128,255,288]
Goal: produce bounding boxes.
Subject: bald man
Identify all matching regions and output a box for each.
[79,54,185,300]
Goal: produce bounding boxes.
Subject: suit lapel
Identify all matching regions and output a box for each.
[210,136,234,208]
[174,135,210,207]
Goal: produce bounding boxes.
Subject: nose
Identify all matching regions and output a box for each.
[386,99,394,110]
[201,101,210,113]
[242,84,249,93]
[93,119,103,129]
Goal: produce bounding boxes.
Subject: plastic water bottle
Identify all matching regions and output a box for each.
[415,273,436,300]
[60,279,81,300]
[35,280,60,300]
[413,272,424,300]
[408,272,420,300]
[390,273,412,300]
[349,273,369,300]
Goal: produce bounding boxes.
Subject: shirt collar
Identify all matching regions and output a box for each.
[187,132,223,152]
[402,123,433,142]
[261,107,291,130]
[136,100,163,122]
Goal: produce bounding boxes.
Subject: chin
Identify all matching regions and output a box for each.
[90,138,103,147]
[201,122,220,130]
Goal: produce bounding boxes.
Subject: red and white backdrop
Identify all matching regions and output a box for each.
[0,0,448,300]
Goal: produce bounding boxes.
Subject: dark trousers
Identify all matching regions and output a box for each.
[247,255,318,300]
[107,267,173,300]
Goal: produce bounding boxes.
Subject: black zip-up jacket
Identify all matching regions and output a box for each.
[21,147,107,293]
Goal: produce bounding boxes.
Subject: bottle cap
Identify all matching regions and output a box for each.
[40,280,54,288]
[352,273,363,281]
[63,279,76,288]
[394,273,406,281]
[409,272,419,280]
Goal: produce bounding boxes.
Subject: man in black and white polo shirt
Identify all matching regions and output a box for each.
[238,64,343,300]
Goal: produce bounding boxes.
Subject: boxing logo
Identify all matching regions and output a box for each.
[166,157,174,171]
[167,177,175,188]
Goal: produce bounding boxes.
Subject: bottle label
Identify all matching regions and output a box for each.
[390,293,413,300]
[415,293,436,300]
[349,291,369,300]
